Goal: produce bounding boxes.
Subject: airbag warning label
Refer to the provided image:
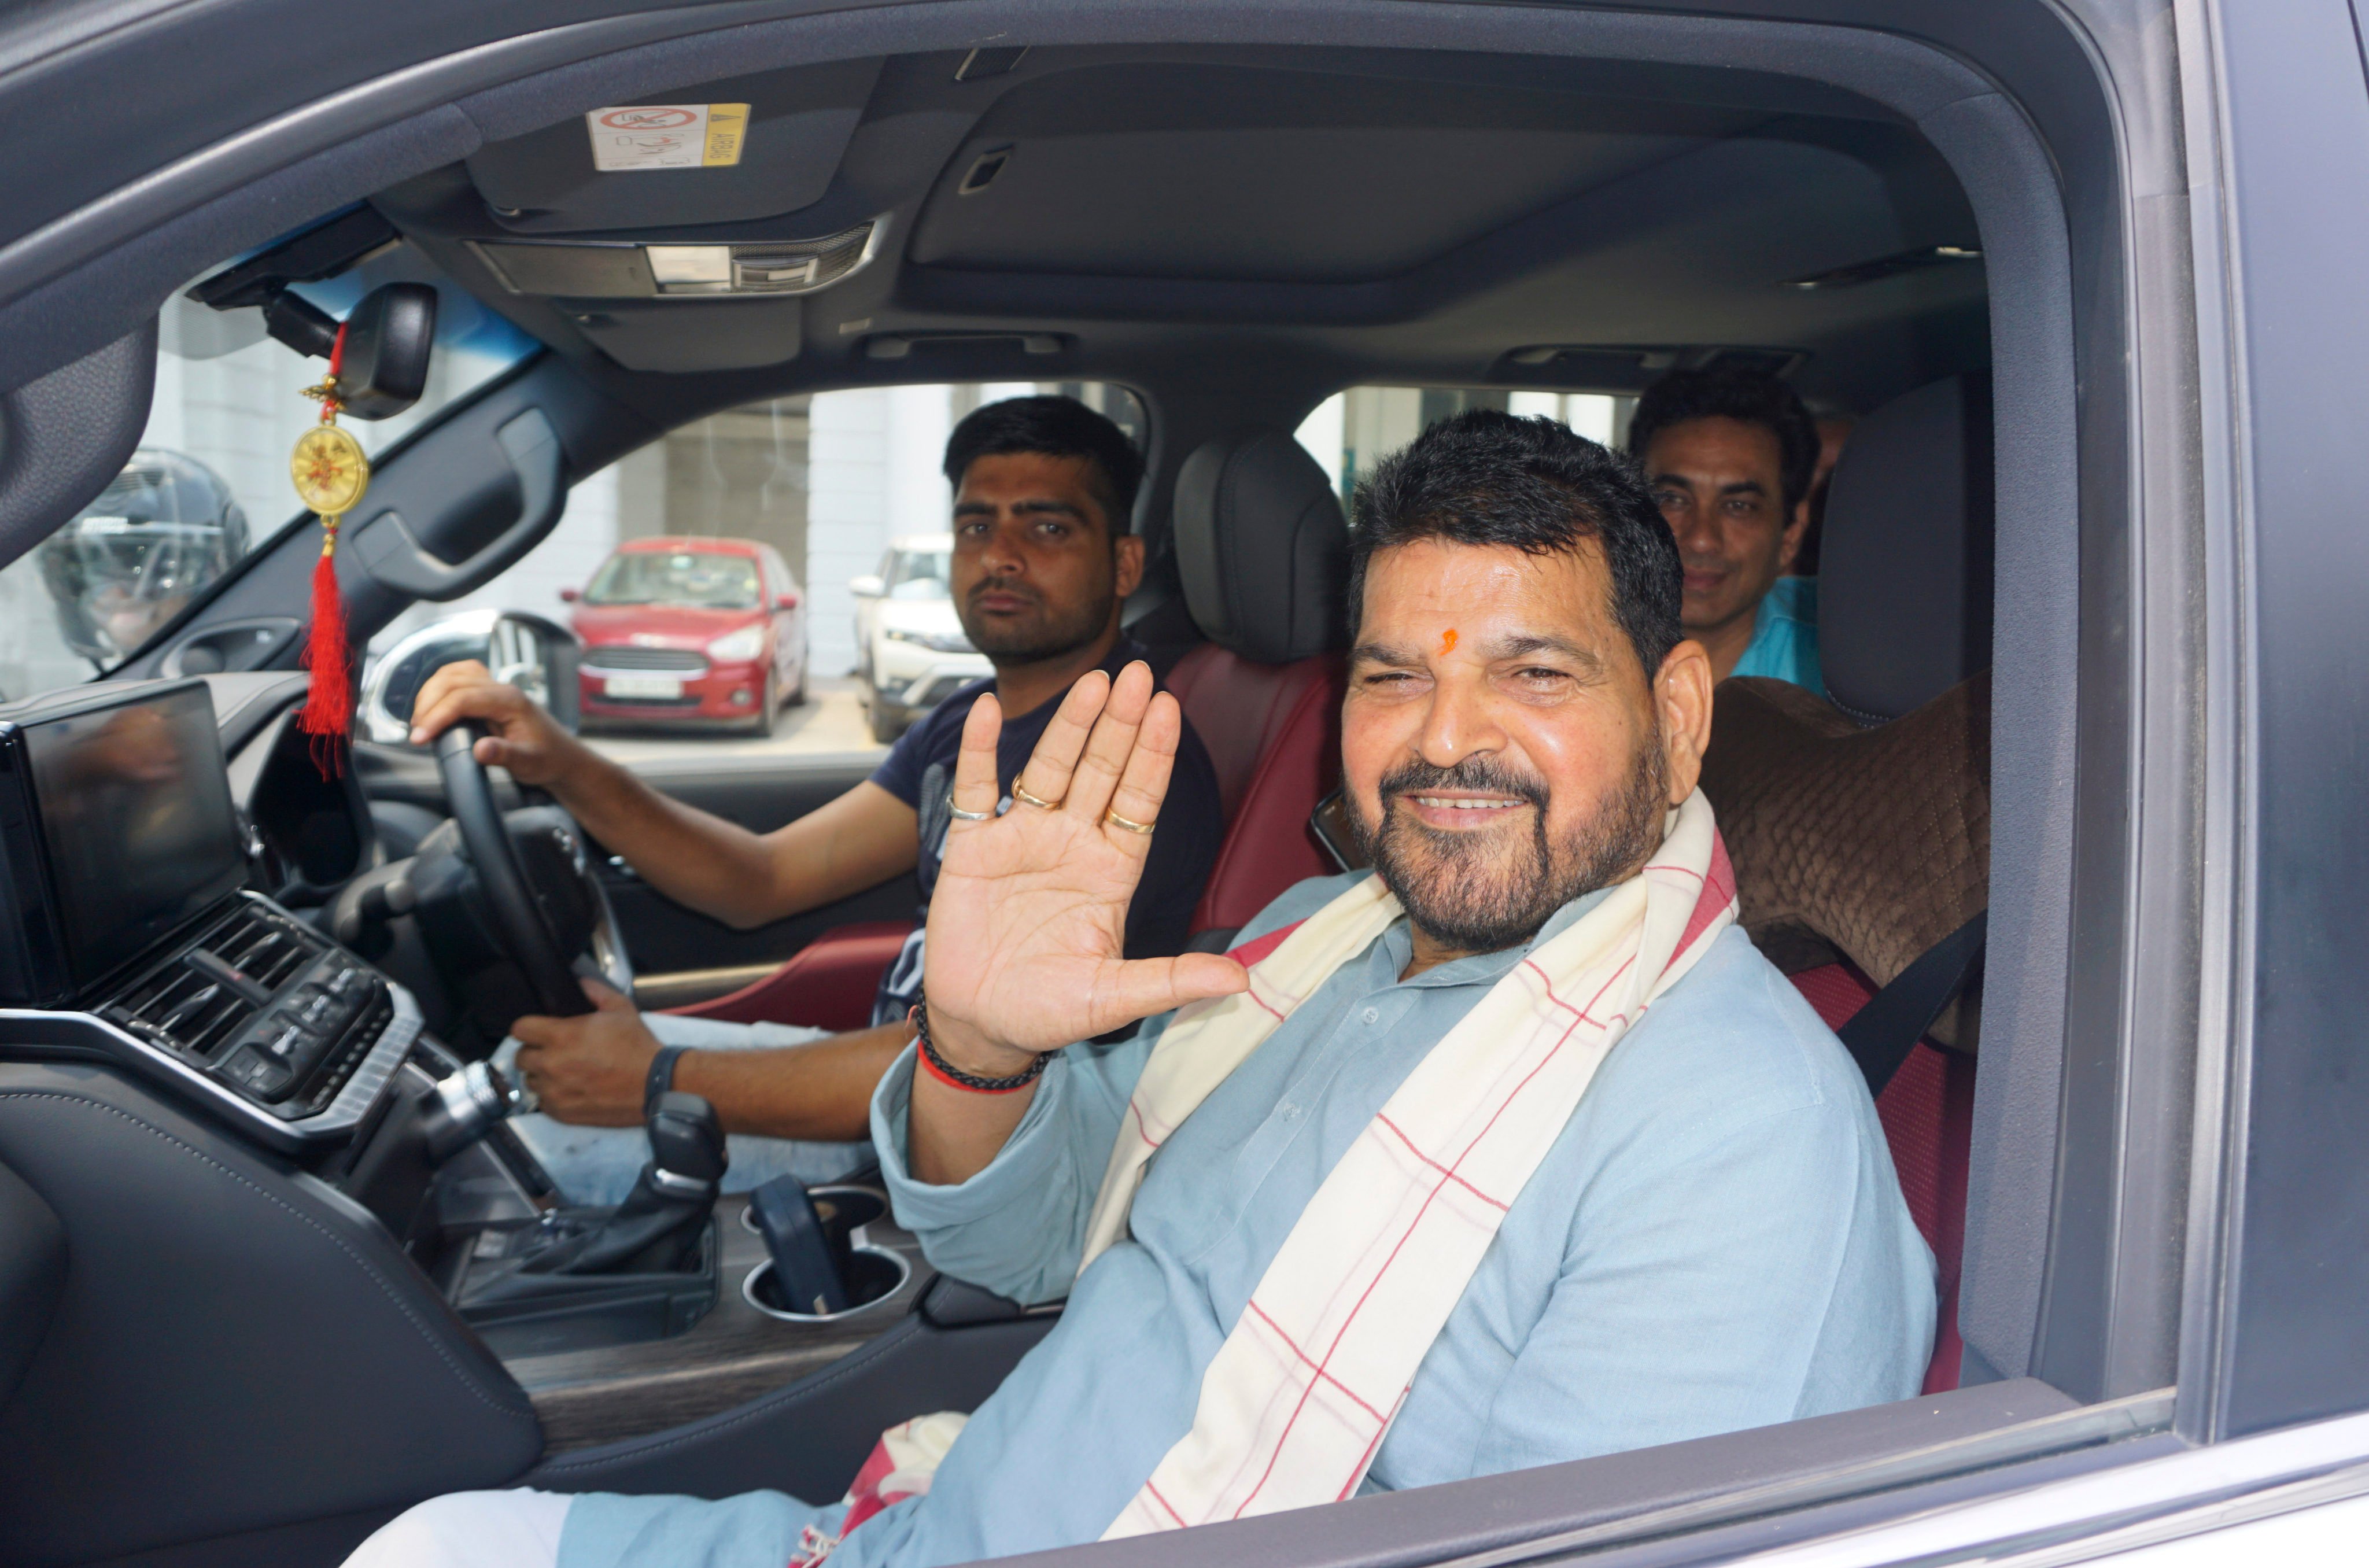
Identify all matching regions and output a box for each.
[585,104,750,171]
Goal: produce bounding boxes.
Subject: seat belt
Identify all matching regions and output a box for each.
[1838,910,1987,1096]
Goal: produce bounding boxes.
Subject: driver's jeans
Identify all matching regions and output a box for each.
[490,1014,875,1205]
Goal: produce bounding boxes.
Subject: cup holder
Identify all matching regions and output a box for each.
[744,1248,910,1322]
[740,1184,907,1323]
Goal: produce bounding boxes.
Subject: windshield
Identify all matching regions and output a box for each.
[584,550,762,610]
[0,231,534,702]
[886,549,951,600]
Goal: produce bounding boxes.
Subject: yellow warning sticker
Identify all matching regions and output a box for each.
[585,104,751,172]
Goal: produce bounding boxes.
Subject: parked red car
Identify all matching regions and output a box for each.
[564,537,808,735]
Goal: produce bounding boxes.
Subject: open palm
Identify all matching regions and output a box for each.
[922,662,1246,1061]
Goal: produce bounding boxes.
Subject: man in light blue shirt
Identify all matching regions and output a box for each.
[1630,368,1829,697]
[352,411,1932,1568]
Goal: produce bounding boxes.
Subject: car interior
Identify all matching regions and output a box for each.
[0,8,2182,1567]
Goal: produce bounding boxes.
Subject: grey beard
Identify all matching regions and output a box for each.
[1352,741,1669,955]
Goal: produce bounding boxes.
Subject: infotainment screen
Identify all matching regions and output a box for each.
[20,682,248,988]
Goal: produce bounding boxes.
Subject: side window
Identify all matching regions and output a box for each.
[0,241,533,706]
[1294,386,1630,510]
[363,381,1145,758]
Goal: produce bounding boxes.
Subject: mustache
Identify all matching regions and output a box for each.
[1377,755,1548,814]
[966,577,1042,608]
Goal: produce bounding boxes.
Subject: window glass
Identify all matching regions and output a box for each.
[1294,386,1633,510]
[0,237,536,702]
[584,550,763,610]
[367,381,1145,759]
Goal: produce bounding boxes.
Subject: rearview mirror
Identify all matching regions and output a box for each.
[331,282,438,420]
[849,574,884,598]
[776,592,800,611]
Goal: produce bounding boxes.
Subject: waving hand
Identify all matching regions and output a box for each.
[919,661,1247,1072]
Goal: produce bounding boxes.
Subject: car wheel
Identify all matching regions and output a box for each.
[866,684,905,744]
[741,670,779,737]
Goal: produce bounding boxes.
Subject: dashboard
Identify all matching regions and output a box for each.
[0,674,415,1154]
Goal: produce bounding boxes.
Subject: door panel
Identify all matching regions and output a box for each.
[599,873,918,977]
[602,754,916,974]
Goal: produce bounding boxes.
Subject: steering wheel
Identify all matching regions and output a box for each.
[433,723,632,1019]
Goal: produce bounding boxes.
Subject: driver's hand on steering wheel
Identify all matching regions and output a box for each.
[511,978,659,1128]
[408,659,581,788]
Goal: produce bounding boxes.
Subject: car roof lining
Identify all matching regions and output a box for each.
[364,43,1985,409]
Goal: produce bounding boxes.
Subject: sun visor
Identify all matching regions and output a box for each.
[465,58,883,233]
[567,299,802,372]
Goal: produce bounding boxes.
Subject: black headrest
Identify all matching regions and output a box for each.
[1818,374,1995,723]
[1173,427,1349,665]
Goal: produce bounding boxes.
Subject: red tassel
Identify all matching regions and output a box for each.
[298,518,352,777]
[298,322,352,779]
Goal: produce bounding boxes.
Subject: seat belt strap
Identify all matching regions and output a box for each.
[1838,910,1988,1095]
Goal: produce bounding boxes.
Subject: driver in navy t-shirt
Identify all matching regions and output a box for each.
[866,633,1220,1025]
[408,397,1222,1202]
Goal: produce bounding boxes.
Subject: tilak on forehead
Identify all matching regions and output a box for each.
[1440,628,1458,656]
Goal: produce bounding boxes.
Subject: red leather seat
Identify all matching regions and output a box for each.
[1165,426,1352,937]
[665,920,913,1032]
[1169,648,1344,934]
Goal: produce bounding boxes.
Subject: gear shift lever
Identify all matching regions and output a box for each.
[526,1091,726,1275]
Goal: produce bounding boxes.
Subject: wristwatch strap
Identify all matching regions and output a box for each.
[644,1045,689,1117]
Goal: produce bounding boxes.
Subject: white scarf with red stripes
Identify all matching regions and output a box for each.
[1083,789,1737,1537]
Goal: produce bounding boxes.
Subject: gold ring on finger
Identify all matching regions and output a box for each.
[1104,808,1156,835]
[1012,784,1062,810]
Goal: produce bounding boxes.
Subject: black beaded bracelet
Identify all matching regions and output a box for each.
[644,1044,689,1117]
[910,993,1050,1094]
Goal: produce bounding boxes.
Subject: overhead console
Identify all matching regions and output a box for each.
[468,218,883,300]
[0,680,416,1153]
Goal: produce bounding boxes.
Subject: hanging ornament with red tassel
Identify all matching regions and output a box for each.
[289,326,367,779]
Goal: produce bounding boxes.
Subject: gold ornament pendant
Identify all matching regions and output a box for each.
[290,423,370,517]
[291,377,367,776]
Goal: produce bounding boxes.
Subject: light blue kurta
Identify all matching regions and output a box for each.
[559,873,1935,1568]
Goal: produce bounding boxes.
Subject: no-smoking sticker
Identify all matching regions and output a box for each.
[584,104,750,172]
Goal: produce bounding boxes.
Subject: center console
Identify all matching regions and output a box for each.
[0,681,419,1152]
[0,680,1072,1568]
[0,678,1054,1506]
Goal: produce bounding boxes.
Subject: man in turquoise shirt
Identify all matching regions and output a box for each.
[1630,368,1829,696]
[351,412,1932,1568]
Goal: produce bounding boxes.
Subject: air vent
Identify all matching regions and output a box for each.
[101,902,318,1062]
